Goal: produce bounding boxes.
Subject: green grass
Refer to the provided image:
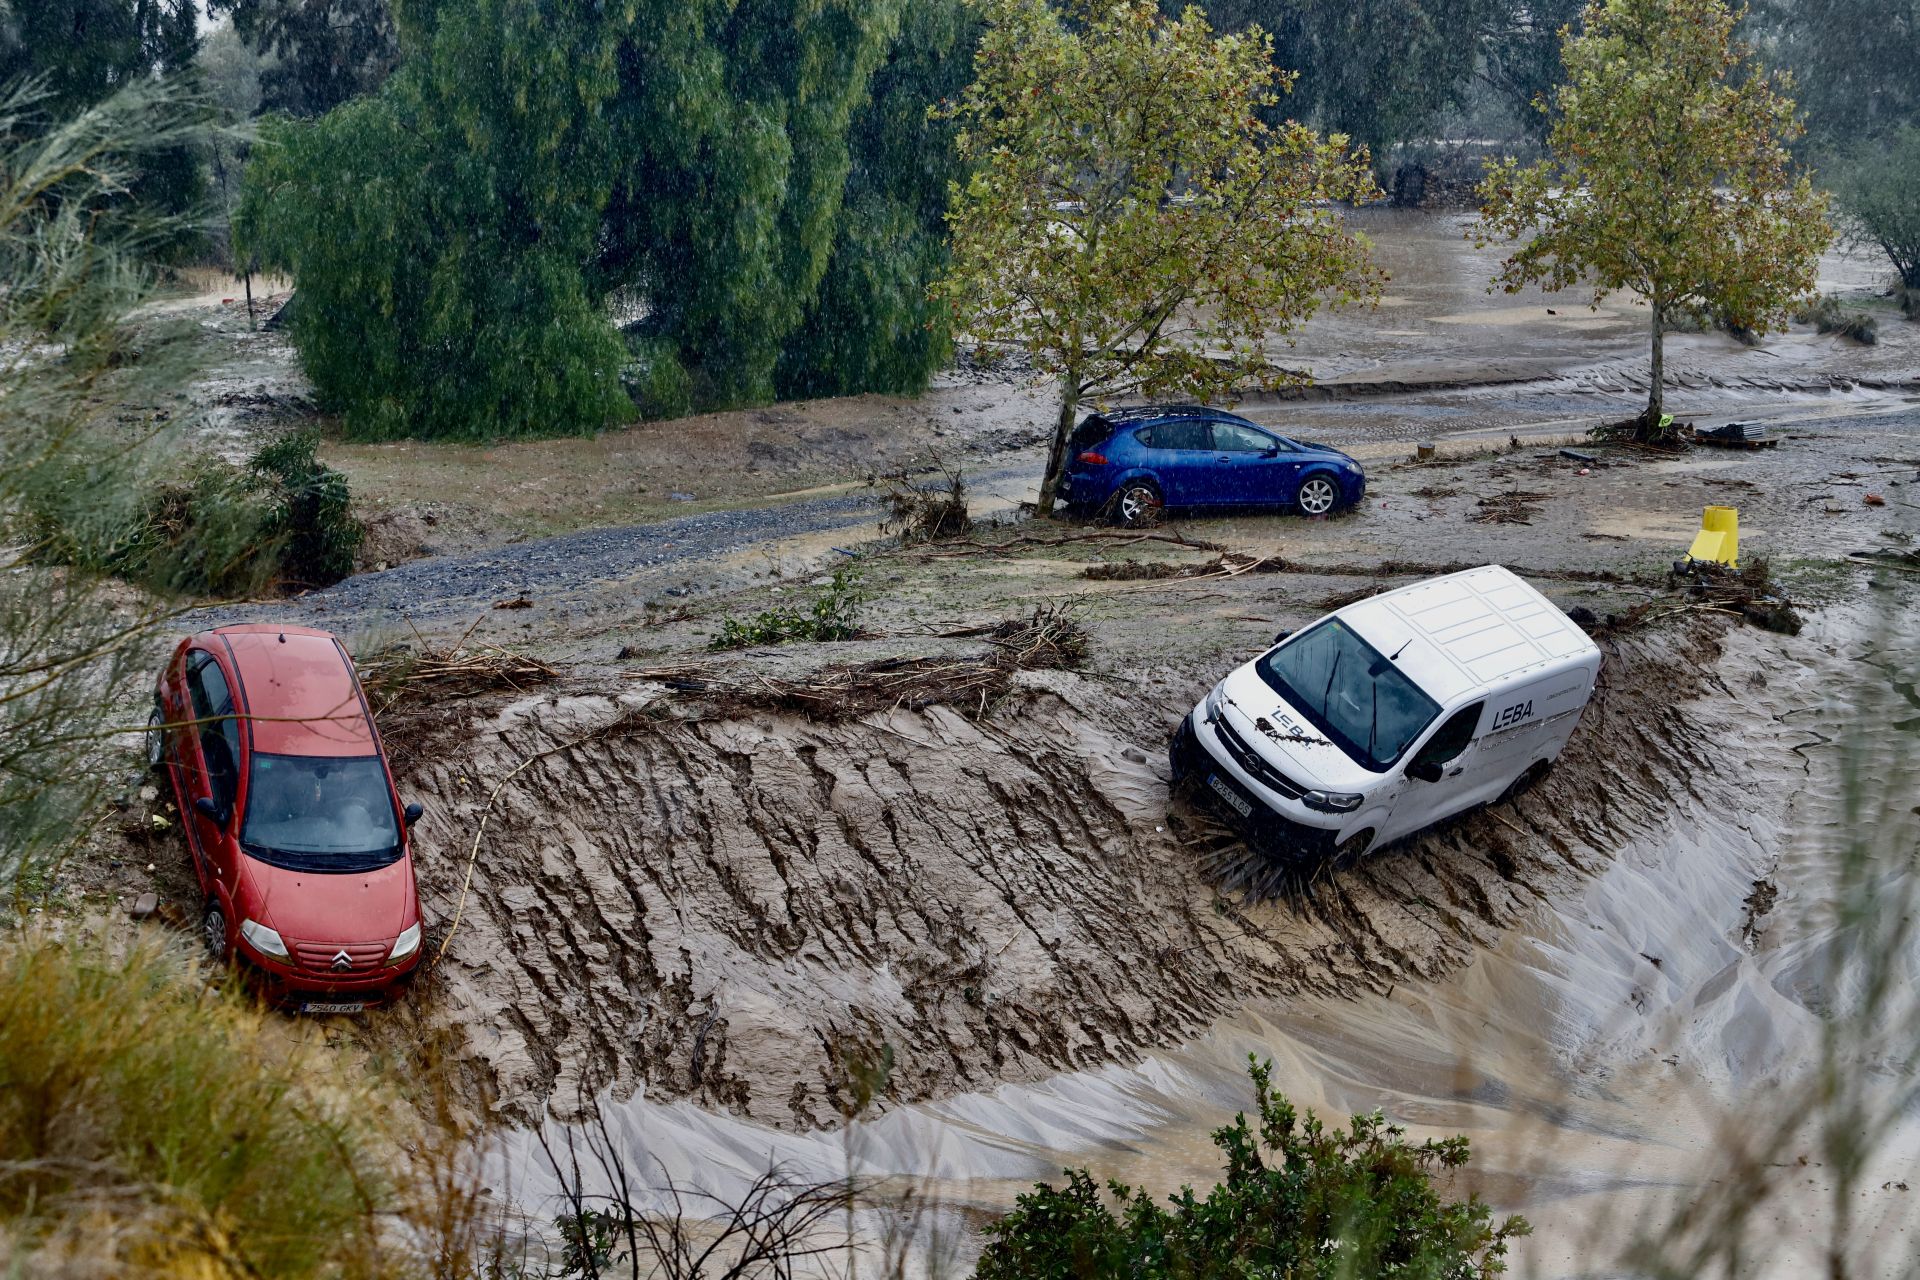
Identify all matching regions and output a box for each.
[0,938,391,1277]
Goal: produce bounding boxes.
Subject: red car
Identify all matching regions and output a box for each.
[146,624,425,1011]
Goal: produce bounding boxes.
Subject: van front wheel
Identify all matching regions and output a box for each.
[1332,827,1375,868]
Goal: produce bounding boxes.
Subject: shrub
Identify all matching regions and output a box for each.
[976,1057,1528,1280]
[0,938,390,1277]
[711,567,867,650]
[20,432,361,597]
[251,432,362,587]
[1829,126,1920,295]
[1794,294,1878,345]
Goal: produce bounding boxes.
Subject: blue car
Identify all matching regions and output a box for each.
[1058,406,1367,527]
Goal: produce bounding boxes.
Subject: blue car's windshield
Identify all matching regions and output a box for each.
[242,753,401,872]
[1255,620,1439,772]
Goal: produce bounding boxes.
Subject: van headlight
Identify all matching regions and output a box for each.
[388,922,422,964]
[1302,790,1364,813]
[239,918,290,961]
[1204,686,1226,723]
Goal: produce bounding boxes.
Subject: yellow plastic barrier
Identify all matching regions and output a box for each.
[1687,505,1739,567]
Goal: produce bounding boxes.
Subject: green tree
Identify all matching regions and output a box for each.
[1171,0,1523,166]
[1475,0,1831,438]
[592,0,905,410]
[209,0,400,117]
[937,0,1379,515]
[1828,128,1920,306]
[773,0,979,400]
[238,0,635,440]
[242,0,947,437]
[1479,0,1585,139]
[977,1057,1528,1280]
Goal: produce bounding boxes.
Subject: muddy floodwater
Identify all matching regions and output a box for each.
[97,211,1920,1276]
[480,598,1919,1276]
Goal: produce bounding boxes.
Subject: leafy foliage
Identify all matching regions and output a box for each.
[0,0,205,254]
[1210,0,1503,164]
[209,0,400,117]
[976,1057,1528,1280]
[0,78,212,890]
[236,2,636,440]
[711,568,867,650]
[773,0,978,400]
[936,0,1379,512]
[241,0,966,437]
[1827,126,1920,291]
[1475,0,1831,434]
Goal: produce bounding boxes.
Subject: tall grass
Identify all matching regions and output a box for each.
[0,937,395,1277]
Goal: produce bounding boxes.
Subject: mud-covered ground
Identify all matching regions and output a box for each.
[69,220,1919,1155]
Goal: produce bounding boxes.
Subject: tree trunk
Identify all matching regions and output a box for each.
[1035,377,1080,517]
[1645,302,1665,432]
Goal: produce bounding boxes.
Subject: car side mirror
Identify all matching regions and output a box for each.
[194,795,229,827]
[1407,759,1444,784]
[1272,629,1293,645]
[404,802,425,827]
[1261,448,1280,458]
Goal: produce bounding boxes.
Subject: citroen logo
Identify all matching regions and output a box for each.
[331,950,353,972]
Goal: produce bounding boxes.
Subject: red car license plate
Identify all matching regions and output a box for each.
[300,1000,367,1015]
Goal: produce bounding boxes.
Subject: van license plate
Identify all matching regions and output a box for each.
[1208,774,1253,818]
[300,1001,366,1015]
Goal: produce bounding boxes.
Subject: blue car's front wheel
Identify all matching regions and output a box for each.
[1296,474,1340,516]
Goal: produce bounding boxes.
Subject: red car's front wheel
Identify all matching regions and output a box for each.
[202,901,228,963]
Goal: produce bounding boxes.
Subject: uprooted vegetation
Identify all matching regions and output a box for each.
[878,461,972,545]
[636,606,1089,722]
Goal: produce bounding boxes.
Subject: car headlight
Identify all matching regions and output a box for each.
[239,918,290,961]
[1302,790,1364,814]
[388,921,422,964]
[1204,685,1226,723]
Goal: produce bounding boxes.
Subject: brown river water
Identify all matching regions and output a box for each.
[484,588,1920,1276]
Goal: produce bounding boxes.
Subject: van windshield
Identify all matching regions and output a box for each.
[241,753,401,872]
[1255,619,1440,772]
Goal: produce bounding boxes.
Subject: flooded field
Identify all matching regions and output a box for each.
[90,209,1920,1276]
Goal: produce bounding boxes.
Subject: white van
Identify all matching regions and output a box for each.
[1170,565,1602,861]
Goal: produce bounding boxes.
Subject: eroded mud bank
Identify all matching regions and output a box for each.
[391,622,1732,1129]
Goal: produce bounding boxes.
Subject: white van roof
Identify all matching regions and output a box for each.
[1338,565,1598,707]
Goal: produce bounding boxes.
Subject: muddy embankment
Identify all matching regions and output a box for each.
[386,620,1732,1131]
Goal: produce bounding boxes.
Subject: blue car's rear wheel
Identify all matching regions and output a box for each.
[1296,475,1339,516]
[1116,481,1164,527]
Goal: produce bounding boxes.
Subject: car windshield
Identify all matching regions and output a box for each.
[241,753,400,872]
[1254,619,1440,772]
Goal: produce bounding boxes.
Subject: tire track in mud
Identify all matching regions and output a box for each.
[385,624,1740,1129]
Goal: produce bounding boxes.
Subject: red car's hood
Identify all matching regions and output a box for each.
[239,854,417,946]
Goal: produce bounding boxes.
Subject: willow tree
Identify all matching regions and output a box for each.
[1474,0,1831,439]
[937,0,1379,515]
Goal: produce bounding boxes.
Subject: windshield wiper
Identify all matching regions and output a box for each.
[1321,650,1343,719]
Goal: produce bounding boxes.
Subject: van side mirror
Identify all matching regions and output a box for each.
[194,796,229,827]
[1407,759,1444,784]
[404,802,425,827]
[1272,629,1293,645]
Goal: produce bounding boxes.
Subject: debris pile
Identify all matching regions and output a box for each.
[363,635,559,713]
[1470,489,1549,525]
[879,461,971,544]
[636,606,1089,722]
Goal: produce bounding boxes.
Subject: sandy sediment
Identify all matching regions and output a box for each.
[387,621,1732,1130]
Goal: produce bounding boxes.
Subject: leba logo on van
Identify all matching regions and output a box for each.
[1489,699,1535,732]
